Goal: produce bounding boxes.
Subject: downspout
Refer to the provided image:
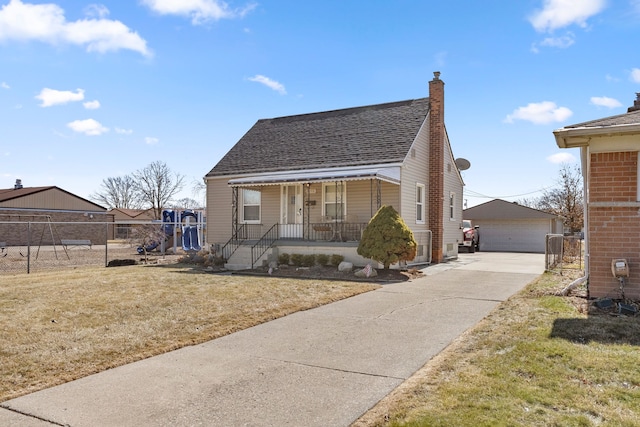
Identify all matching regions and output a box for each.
[561,145,589,296]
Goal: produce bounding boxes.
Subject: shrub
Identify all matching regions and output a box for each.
[330,254,344,266]
[302,254,316,267]
[316,253,330,266]
[357,205,417,269]
[278,253,290,265]
[290,253,304,267]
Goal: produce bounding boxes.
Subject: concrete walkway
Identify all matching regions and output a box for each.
[1,252,545,427]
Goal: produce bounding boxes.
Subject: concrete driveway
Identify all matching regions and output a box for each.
[1,252,545,427]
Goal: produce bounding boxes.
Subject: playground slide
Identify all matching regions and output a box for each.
[181,226,201,252]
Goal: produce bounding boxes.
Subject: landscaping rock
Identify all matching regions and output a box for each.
[355,265,377,278]
[338,261,353,272]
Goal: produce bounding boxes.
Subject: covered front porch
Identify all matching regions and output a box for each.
[221,166,402,267]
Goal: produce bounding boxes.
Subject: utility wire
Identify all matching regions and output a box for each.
[464,186,554,200]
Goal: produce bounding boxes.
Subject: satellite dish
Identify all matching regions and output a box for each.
[455,158,471,171]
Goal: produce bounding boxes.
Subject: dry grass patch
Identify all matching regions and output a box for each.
[354,271,640,427]
[0,264,378,402]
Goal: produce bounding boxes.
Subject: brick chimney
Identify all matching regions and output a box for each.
[428,71,445,263]
[628,93,640,113]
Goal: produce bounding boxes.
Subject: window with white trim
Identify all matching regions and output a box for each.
[449,192,455,220]
[416,184,425,224]
[323,182,346,220]
[242,189,261,223]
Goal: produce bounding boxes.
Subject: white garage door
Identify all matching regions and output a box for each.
[476,219,549,253]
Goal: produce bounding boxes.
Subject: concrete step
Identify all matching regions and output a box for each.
[224,263,252,271]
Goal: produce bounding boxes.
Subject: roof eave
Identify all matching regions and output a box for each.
[554,123,640,148]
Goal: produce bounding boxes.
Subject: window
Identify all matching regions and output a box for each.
[449,192,455,220]
[242,189,261,222]
[324,182,346,220]
[416,184,425,224]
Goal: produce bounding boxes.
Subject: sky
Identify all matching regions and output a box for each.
[1,0,639,209]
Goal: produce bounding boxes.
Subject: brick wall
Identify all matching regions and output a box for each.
[0,210,113,246]
[428,72,444,263]
[588,151,640,299]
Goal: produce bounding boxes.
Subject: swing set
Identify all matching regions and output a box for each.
[0,214,70,260]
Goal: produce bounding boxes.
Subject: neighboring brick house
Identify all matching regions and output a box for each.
[0,182,111,246]
[554,94,640,299]
[205,72,466,269]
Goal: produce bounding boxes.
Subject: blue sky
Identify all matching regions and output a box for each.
[1,0,639,208]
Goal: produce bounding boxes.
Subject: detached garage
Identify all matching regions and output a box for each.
[464,199,563,253]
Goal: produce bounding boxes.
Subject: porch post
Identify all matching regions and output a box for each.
[376,179,382,210]
[305,183,310,239]
[370,179,374,217]
[231,186,238,239]
[339,181,344,221]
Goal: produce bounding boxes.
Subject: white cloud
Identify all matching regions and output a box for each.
[67,118,108,135]
[83,100,100,109]
[248,74,286,95]
[141,0,257,25]
[529,0,606,32]
[84,4,110,19]
[36,87,84,107]
[145,136,159,145]
[1,81,9,89]
[590,96,622,108]
[504,101,573,124]
[0,0,152,57]
[631,68,640,83]
[539,33,575,48]
[115,127,133,135]
[547,152,576,164]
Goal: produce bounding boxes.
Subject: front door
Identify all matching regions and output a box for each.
[280,185,303,238]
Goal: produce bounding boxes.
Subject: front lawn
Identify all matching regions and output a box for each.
[0,265,378,402]
[353,272,640,427]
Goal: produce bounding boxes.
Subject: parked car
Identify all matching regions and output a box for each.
[460,220,480,253]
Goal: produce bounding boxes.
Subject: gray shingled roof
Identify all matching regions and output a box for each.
[206,98,430,177]
[564,109,640,129]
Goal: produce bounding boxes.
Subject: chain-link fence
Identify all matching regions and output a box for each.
[545,233,584,273]
[0,220,206,275]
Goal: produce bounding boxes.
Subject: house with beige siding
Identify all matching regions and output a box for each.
[205,72,465,269]
[554,93,640,299]
[0,182,111,246]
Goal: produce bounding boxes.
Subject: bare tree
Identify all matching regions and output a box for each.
[172,198,202,210]
[191,178,206,208]
[90,175,142,209]
[132,161,186,219]
[520,164,583,233]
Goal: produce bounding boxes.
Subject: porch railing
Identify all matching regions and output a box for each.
[251,223,279,268]
[220,224,244,261]
[308,222,368,242]
[220,224,265,260]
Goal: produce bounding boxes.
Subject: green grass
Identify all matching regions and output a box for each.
[356,272,640,427]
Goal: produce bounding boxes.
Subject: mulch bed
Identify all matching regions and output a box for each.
[230,264,424,283]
